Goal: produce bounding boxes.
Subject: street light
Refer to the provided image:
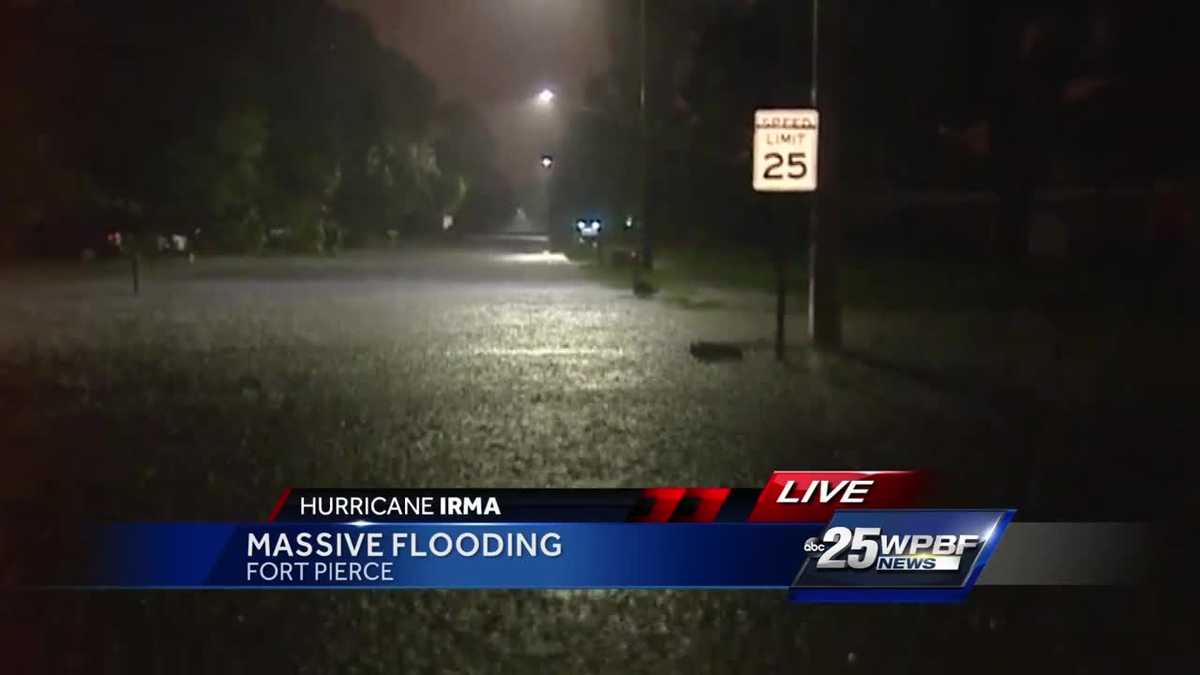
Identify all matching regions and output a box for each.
[536,88,556,106]
[540,155,554,169]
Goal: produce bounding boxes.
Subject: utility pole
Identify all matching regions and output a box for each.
[637,0,652,272]
[808,0,842,350]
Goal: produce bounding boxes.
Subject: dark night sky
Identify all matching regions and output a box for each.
[343,0,612,189]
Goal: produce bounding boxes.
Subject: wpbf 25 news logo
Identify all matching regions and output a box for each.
[789,509,1014,603]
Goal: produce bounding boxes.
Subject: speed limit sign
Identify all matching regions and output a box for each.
[753,109,818,192]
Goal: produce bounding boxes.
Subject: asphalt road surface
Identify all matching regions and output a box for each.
[0,239,1178,672]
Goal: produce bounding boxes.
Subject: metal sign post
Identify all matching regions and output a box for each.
[754,109,819,360]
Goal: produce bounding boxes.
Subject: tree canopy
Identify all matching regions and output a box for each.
[1,0,509,255]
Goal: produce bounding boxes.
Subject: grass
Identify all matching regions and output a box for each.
[571,239,1195,316]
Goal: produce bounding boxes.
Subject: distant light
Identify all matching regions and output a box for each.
[624,216,634,229]
[536,88,556,105]
[575,218,601,239]
[497,251,571,265]
[540,155,554,169]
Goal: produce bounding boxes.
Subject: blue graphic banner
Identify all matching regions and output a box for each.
[91,523,824,589]
[26,510,1013,602]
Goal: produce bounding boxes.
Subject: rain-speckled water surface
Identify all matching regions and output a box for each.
[1,244,1174,673]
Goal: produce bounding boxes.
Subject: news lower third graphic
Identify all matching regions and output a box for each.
[10,472,1151,603]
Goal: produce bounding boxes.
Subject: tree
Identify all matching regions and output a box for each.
[432,100,516,233]
[431,102,512,232]
[3,0,448,255]
[160,107,268,252]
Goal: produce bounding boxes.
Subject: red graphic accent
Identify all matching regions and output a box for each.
[670,487,732,522]
[747,471,923,522]
[267,487,292,522]
[629,488,687,522]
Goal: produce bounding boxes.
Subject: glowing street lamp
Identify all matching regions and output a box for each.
[536,88,556,106]
[540,155,554,169]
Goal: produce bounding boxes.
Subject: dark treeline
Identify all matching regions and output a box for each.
[1,0,513,257]
[552,0,1196,255]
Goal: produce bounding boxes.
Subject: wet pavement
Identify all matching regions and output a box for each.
[0,241,1177,672]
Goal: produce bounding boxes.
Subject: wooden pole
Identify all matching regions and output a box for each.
[808,0,842,350]
[638,0,653,272]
